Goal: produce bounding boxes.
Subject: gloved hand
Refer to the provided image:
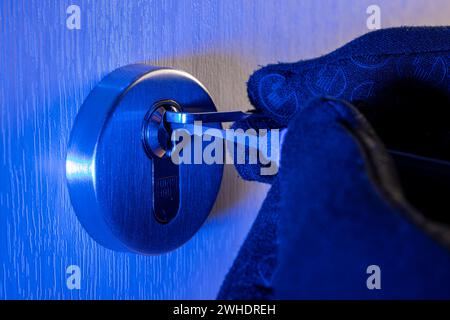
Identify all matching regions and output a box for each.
[219,26,450,299]
[233,26,450,184]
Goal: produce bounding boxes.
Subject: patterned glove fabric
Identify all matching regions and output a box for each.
[219,26,450,299]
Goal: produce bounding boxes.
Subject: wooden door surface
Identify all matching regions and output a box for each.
[1,0,449,299]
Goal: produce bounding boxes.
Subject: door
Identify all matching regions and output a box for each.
[1,0,449,299]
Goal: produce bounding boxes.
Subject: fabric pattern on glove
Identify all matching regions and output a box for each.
[235,26,450,183]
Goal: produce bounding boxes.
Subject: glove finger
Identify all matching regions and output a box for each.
[243,26,450,128]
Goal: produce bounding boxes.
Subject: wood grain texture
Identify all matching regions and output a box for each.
[1,0,450,299]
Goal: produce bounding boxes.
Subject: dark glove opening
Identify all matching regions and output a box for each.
[355,79,450,226]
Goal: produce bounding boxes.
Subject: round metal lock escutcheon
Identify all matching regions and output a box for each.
[66,64,223,254]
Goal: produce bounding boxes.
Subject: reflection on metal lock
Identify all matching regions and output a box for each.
[66,63,250,254]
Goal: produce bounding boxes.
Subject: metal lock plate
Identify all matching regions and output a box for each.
[66,64,223,254]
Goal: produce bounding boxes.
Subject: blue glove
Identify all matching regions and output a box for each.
[219,26,450,299]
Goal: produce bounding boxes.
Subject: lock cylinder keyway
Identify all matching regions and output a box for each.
[66,64,223,254]
[142,100,182,224]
